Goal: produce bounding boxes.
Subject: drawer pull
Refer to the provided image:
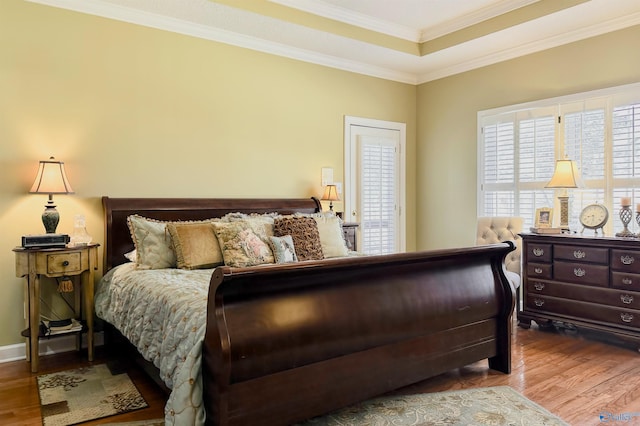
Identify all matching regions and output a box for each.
[622,277,633,285]
[532,248,545,257]
[621,313,634,323]
[621,294,634,304]
[534,267,543,274]
[621,255,635,265]
[573,250,586,259]
[574,268,586,277]
[62,260,70,267]
[534,283,545,291]
[534,299,544,307]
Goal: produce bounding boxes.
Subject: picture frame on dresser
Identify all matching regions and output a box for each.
[534,207,553,228]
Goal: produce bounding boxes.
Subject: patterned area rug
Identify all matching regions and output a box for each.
[299,386,569,426]
[37,364,148,426]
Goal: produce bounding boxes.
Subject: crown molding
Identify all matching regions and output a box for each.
[417,9,640,84]
[419,0,537,42]
[269,0,421,42]
[25,0,640,86]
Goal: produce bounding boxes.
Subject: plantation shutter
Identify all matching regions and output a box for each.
[359,139,397,255]
[561,103,606,228]
[611,101,640,231]
[518,114,557,229]
[481,120,516,216]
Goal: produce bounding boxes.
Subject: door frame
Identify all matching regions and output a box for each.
[344,116,406,252]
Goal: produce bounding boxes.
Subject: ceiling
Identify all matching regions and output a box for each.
[28,0,640,84]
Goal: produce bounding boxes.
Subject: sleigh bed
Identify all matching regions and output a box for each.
[96,196,516,426]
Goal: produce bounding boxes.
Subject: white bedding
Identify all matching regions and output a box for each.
[94,263,210,425]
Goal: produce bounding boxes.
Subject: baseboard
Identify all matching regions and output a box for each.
[0,332,104,364]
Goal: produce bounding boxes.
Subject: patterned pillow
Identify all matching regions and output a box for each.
[273,217,324,261]
[269,235,298,264]
[127,215,176,269]
[167,222,223,269]
[213,221,275,267]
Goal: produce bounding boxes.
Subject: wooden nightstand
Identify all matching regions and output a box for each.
[342,222,359,252]
[13,244,99,372]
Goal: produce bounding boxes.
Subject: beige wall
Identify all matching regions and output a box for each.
[0,1,416,347]
[417,25,640,251]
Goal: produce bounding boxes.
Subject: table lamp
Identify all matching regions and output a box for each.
[545,158,582,231]
[29,156,74,234]
[321,184,340,211]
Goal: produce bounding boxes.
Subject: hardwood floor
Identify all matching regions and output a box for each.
[0,346,166,425]
[2,324,640,425]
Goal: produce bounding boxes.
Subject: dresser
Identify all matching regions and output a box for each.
[519,233,640,348]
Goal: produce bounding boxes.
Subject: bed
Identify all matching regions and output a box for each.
[96,196,516,426]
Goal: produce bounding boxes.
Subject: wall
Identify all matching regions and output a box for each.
[417,24,640,250]
[0,1,416,348]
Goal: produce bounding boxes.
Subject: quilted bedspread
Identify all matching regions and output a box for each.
[95,263,211,425]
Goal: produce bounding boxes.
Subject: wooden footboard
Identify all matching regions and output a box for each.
[202,242,516,426]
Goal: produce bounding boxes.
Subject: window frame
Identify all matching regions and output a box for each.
[478,82,640,235]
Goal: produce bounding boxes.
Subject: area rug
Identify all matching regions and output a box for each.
[101,420,164,426]
[37,363,148,426]
[298,386,569,426]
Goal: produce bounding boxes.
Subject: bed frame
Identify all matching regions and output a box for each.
[102,196,516,426]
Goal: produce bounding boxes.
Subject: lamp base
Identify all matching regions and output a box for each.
[558,195,569,230]
[42,203,60,234]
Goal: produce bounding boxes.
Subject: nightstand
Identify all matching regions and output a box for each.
[342,222,359,252]
[13,244,99,372]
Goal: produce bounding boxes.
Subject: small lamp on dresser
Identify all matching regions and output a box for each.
[29,156,74,234]
[545,158,582,231]
[321,184,340,212]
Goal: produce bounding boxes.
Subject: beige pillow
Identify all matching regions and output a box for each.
[167,222,223,269]
[127,215,176,269]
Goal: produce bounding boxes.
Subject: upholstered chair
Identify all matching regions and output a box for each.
[476,217,523,290]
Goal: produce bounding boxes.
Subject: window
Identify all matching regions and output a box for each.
[478,83,640,235]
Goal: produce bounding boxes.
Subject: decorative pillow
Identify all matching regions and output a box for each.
[127,215,176,269]
[273,217,324,261]
[167,222,223,269]
[124,249,137,262]
[268,235,298,264]
[213,221,275,267]
[313,214,349,258]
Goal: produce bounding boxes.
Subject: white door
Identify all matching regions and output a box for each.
[344,117,406,254]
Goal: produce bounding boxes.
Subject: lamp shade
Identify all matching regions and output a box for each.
[321,184,340,202]
[29,157,74,194]
[545,159,583,189]
[29,157,74,234]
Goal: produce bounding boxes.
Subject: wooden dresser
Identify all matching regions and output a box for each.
[519,233,640,348]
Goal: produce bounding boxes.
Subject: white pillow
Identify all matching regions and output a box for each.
[313,214,349,258]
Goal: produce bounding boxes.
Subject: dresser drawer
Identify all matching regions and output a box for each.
[526,262,552,280]
[611,271,640,291]
[553,261,609,287]
[526,280,640,310]
[554,244,608,264]
[526,295,640,329]
[611,249,640,273]
[46,252,82,274]
[526,243,552,263]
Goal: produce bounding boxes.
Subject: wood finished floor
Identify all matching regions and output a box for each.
[1,324,640,425]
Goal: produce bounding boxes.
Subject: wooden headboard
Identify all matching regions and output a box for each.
[101,196,322,271]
